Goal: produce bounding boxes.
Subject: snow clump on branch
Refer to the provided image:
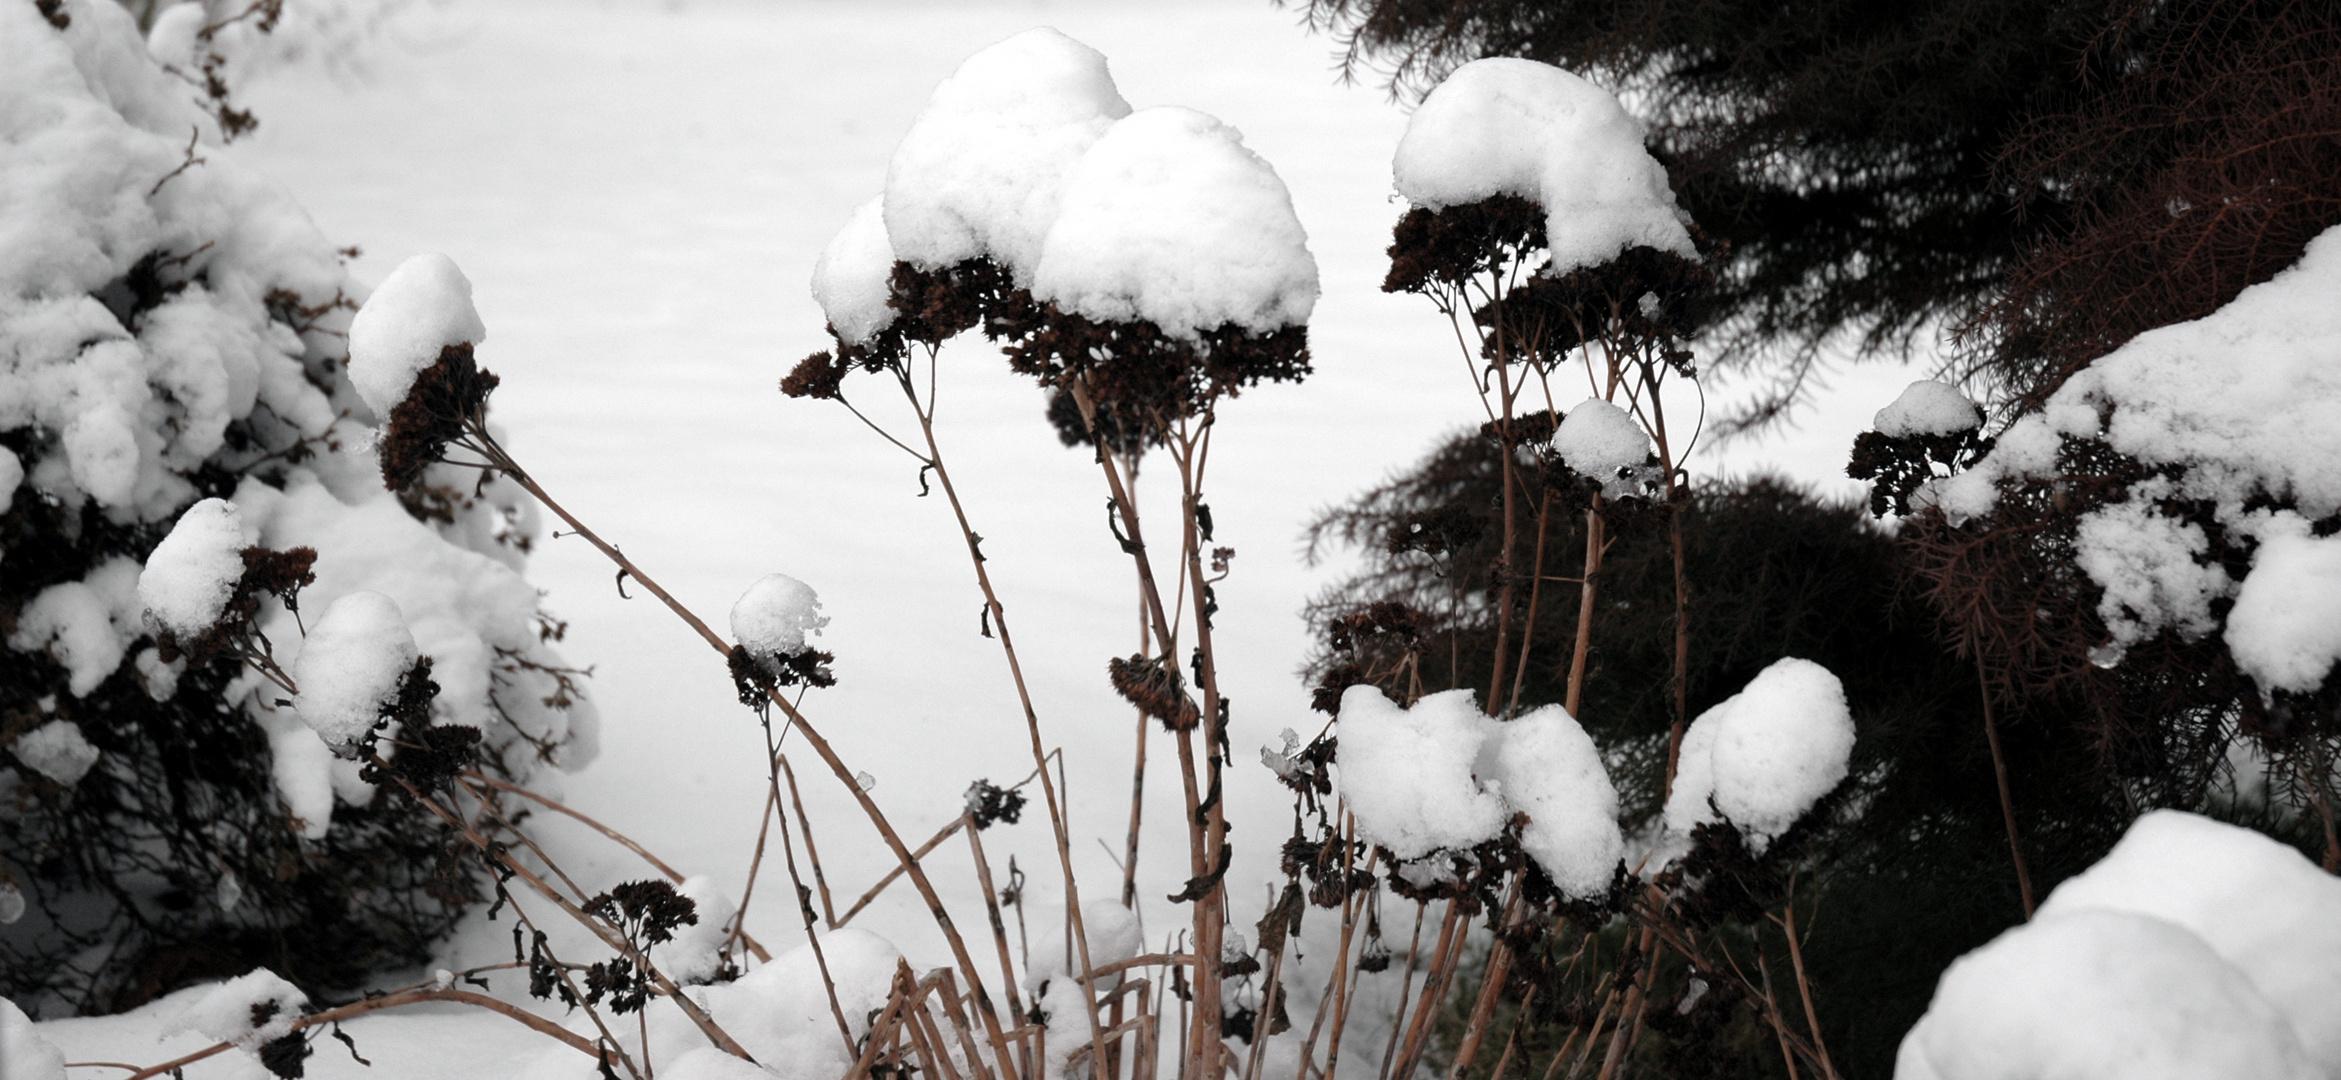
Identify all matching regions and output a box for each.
[1392,58,1695,274]
[730,573,828,660]
[882,27,1131,280]
[810,196,897,347]
[137,497,251,639]
[159,968,307,1049]
[1874,380,1982,438]
[1336,687,1627,899]
[345,252,486,417]
[1662,657,1855,853]
[1033,105,1318,336]
[292,590,419,748]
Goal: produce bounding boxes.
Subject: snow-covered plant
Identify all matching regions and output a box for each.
[1,0,593,1014]
[1870,230,2341,873]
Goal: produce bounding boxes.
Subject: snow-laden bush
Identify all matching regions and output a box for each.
[1,0,593,1014]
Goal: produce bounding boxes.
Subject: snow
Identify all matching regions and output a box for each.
[346,252,487,417]
[1487,703,1622,898]
[1335,687,1508,861]
[1,997,66,1080]
[1924,228,2341,689]
[650,875,738,986]
[1025,898,1144,995]
[8,719,101,787]
[809,195,897,347]
[883,28,1131,280]
[1894,909,2318,1080]
[1391,58,1694,274]
[2032,810,2341,1067]
[0,445,21,514]
[2225,513,2341,695]
[11,555,142,696]
[1872,380,1980,438]
[1554,397,1656,498]
[159,968,307,1050]
[2071,487,2233,652]
[1663,658,1854,852]
[138,497,251,638]
[1896,811,2341,1080]
[1031,105,1318,336]
[697,927,903,1080]
[730,572,828,660]
[291,589,419,748]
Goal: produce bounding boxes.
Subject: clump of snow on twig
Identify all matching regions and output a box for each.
[11,557,144,697]
[291,590,417,748]
[1032,105,1319,336]
[138,497,250,639]
[1555,397,1660,500]
[1873,380,1981,438]
[649,876,737,986]
[810,196,896,347]
[1663,657,1854,852]
[1336,687,1509,862]
[159,968,307,1049]
[1392,57,1695,274]
[883,27,1131,280]
[1487,703,1622,898]
[346,252,486,417]
[730,573,828,660]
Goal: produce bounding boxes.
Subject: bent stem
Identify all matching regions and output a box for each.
[458,421,1022,1074]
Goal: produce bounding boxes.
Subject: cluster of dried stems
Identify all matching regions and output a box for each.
[101,210,1877,1080]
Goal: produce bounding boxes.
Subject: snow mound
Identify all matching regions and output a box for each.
[1487,703,1622,898]
[661,1049,774,1080]
[810,196,897,347]
[1025,898,1144,995]
[1663,658,1854,851]
[1895,909,2318,1080]
[706,927,903,1078]
[346,252,486,417]
[2225,514,2341,695]
[1033,106,1318,337]
[292,589,418,747]
[160,968,307,1049]
[1336,687,1508,861]
[10,719,101,786]
[884,27,1131,279]
[138,497,250,638]
[1874,380,1981,438]
[1392,58,1694,274]
[731,573,828,660]
[2031,810,2341,1068]
[1,997,66,1080]
[1897,811,2341,1079]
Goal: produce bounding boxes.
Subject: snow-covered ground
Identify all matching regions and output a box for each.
[30,0,1926,1073]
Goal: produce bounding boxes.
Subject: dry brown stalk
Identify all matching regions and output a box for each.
[1445,880,1527,1077]
[1391,898,1467,1080]
[839,812,969,926]
[777,778,858,1066]
[907,395,1114,1073]
[777,755,839,927]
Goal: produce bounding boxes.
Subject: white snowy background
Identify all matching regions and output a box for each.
[28,0,1929,1073]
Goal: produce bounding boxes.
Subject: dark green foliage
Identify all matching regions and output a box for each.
[1307,455,2135,1076]
[1301,0,2108,401]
